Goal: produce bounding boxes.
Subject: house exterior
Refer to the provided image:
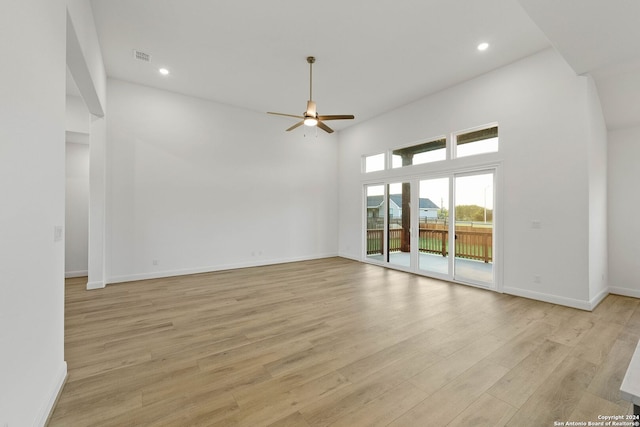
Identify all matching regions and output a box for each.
[367,195,440,220]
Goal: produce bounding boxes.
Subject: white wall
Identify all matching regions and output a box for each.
[65,94,91,134]
[87,115,107,289]
[338,48,597,309]
[586,76,608,305]
[66,0,106,113]
[608,125,640,297]
[66,142,90,277]
[66,0,108,290]
[0,0,67,425]
[106,79,338,282]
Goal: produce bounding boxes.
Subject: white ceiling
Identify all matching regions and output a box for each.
[88,0,639,131]
[89,0,551,131]
[516,0,640,131]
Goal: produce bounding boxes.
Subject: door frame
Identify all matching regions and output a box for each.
[451,168,497,288]
[362,163,502,293]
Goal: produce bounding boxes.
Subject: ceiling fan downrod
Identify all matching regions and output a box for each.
[307,56,315,101]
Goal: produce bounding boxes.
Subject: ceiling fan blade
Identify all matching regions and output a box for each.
[268,112,305,119]
[286,121,304,131]
[316,120,334,133]
[317,114,355,121]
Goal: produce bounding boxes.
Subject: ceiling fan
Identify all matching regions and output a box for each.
[268,56,355,134]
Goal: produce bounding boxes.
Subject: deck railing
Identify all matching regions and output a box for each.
[418,229,448,257]
[367,227,493,263]
[367,229,384,255]
[453,230,492,263]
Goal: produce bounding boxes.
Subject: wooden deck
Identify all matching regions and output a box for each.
[50,257,637,426]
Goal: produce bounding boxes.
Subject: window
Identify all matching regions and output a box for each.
[364,153,385,173]
[455,126,498,158]
[392,138,446,168]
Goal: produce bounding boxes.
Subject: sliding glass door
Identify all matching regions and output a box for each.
[453,171,494,285]
[365,185,385,262]
[364,168,496,288]
[387,182,411,268]
[365,183,412,268]
[418,177,450,276]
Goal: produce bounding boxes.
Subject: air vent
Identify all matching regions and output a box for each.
[133,49,151,62]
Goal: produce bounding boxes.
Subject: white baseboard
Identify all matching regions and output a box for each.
[609,286,640,299]
[337,253,361,262]
[106,253,339,285]
[503,286,593,311]
[589,288,609,309]
[65,270,88,278]
[86,280,105,290]
[36,361,67,427]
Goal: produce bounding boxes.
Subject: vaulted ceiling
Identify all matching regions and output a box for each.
[517,0,640,131]
[88,0,639,131]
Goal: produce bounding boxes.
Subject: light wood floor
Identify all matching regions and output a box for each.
[50,257,637,426]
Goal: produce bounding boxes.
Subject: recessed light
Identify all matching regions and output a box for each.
[477,42,489,51]
[159,68,170,76]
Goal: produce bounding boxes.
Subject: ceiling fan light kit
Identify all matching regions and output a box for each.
[303,117,318,127]
[268,56,354,134]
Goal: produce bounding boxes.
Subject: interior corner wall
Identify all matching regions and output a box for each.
[0,0,67,425]
[585,75,608,305]
[105,79,338,283]
[338,48,594,308]
[608,125,640,298]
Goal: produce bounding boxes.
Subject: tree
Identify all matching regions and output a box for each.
[438,207,448,220]
[455,205,493,222]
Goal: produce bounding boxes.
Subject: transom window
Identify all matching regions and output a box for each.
[364,153,385,173]
[392,138,446,168]
[362,124,499,174]
[455,126,498,158]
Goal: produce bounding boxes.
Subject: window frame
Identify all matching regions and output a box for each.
[452,124,499,159]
